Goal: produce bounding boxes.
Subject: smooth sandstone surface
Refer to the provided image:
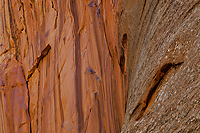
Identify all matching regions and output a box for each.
[0,0,199,133]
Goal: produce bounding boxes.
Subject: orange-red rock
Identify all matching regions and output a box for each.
[0,58,30,132]
[0,0,126,132]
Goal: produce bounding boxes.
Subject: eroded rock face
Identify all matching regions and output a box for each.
[0,0,127,132]
[0,0,199,132]
[120,0,200,132]
[0,58,30,132]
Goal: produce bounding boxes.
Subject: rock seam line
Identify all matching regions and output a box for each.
[129,62,183,121]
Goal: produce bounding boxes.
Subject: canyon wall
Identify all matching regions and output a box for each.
[0,0,126,132]
[119,0,200,132]
[0,0,199,132]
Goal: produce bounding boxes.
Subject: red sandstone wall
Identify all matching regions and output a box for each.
[0,0,127,132]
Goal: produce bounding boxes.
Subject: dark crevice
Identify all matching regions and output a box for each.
[0,49,9,56]
[135,78,161,121]
[121,33,127,50]
[19,122,27,129]
[120,9,124,16]
[130,62,183,121]
[22,69,32,133]
[27,44,51,80]
[51,1,58,29]
[120,33,127,74]
[120,54,125,74]
[30,3,33,8]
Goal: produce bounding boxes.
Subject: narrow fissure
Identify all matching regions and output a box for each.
[21,66,32,133]
[25,81,32,133]
[0,49,9,56]
[130,62,183,121]
[27,44,51,80]
[120,33,127,74]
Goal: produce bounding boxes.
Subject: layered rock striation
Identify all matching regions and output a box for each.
[120,0,200,132]
[0,0,127,132]
[0,0,199,132]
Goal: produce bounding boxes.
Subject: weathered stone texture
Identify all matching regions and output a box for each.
[120,0,200,132]
[0,0,199,132]
[0,0,127,132]
[0,58,30,132]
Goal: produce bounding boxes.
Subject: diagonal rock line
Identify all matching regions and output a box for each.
[129,62,183,121]
[27,44,51,80]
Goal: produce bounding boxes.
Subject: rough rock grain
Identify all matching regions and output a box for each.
[120,0,200,132]
[0,0,199,132]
